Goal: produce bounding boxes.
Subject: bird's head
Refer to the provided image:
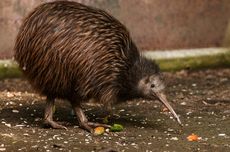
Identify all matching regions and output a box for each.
[137,74,182,125]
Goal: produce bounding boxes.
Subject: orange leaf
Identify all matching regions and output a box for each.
[187,133,199,141]
[94,127,105,135]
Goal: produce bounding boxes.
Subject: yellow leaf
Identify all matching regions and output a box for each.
[94,127,105,135]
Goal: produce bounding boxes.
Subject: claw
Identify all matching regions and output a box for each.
[44,120,68,130]
[71,103,111,133]
[88,122,111,128]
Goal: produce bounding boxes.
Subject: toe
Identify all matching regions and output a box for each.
[44,120,67,130]
[87,122,111,128]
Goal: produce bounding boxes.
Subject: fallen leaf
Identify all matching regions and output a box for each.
[187,133,199,141]
[94,127,105,135]
[110,124,123,132]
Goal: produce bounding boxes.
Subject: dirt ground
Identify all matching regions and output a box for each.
[0,68,230,152]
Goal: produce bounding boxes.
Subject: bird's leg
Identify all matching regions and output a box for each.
[71,102,111,133]
[43,97,67,129]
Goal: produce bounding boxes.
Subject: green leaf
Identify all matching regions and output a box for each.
[110,124,124,132]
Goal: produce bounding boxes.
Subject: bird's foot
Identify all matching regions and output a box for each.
[44,119,67,130]
[79,121,111,133]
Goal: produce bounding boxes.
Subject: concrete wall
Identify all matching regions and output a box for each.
[1,0,230,59]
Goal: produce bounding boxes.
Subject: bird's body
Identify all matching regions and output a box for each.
[14,1,181,132]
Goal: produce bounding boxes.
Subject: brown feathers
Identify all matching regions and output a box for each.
[14,1,160,105]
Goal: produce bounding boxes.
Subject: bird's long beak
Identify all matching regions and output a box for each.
[155,92,182,126]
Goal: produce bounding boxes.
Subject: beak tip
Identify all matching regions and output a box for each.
[176,117,183,126]
[156,92,183,127]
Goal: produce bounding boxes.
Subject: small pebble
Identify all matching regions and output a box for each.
[31,145,39,149]
[186,112,192,115]
[180,102,187,105]
[34,118,40,121]
[23,133,29,136]
[192,83,197,87]
[6,92,14,98]
[167,128,174,132]
[0,148,6,151]
[170,137,179,141]
[15,124,26,127]
[5,123,11,127]
[12,110,19,113]
[218,134,226,137]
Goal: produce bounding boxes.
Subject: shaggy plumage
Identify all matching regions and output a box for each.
[14,1,181,132]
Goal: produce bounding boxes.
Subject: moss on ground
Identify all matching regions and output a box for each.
[156,51,230,71]
[0,60,22,79]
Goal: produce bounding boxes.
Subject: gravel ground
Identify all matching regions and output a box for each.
[0,68,230,152]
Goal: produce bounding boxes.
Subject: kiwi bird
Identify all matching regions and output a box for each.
[14,1,181,133]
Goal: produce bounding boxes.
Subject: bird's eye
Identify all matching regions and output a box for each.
[150,84,155,88]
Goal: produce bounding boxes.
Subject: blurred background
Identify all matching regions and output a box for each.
[0,2,230,151]
[1,0,230,59]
